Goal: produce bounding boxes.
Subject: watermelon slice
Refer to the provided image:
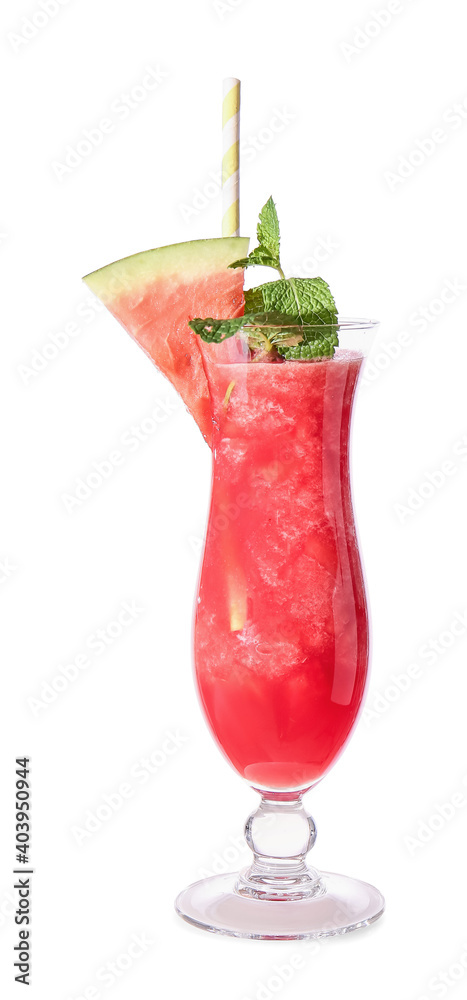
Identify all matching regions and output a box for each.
[83,237,249,447]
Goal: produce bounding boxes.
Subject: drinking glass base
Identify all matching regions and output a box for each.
[175,871,385,940]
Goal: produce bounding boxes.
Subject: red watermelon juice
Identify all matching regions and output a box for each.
[194,349,368,791]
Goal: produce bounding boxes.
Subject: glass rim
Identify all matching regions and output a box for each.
[240,317,379,332]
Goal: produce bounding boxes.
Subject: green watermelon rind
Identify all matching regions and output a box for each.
[82,237,250,303]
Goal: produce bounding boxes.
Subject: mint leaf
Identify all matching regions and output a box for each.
[189,313,279,345]
[229,196,284,276]
[257,196,280,261]
[245,277,337,326]
[275,326,338,360]
[188,315,252,343]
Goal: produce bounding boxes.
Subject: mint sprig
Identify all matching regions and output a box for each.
[190,198,339,360]
[229,196,284,278]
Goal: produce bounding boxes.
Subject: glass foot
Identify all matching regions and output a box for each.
[175,870,384,939]
[175,795,384,939]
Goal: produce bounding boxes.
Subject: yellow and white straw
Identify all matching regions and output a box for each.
[222,77,240,237]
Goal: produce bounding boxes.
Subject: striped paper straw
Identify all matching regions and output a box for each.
[222,77,240,237]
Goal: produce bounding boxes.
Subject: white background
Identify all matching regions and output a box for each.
[1,0,467,997]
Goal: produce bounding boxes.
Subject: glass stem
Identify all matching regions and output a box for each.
[236,794,321,900]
